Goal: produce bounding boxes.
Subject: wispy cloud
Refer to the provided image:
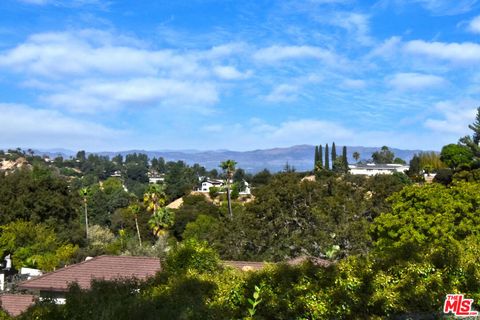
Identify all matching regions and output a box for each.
[424,99,479,136]
[42,78,219,113]
[253,45,340,64]
[468,15,480,33]
[387,72,446,91]
[381,0,480,16]
[404,40,480,64]
[264,84,300,102]
[0,103,125,150]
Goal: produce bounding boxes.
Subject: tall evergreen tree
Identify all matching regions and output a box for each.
[314,146,319,168]
[342,146,348,170]
[325,144,330,170]
[469,106,480,145]
[318,145,323,167]
[331,142,337,170]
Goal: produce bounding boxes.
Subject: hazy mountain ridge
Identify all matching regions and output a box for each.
[32,145,430,173]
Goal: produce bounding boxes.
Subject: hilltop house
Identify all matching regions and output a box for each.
[197,179,225,192]
[196,178,251,195]
[348,163,409,176]
[148,171,165,184]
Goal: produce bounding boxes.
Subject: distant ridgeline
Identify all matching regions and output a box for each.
[9,145,427,173]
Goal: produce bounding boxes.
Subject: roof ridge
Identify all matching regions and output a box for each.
[18,255,104,285]
[19,255,160,287]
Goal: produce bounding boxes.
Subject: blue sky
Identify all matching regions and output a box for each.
[0,0,479,151]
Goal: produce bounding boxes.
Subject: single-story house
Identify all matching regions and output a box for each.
[18,255,161,303]
[348,163,409,176]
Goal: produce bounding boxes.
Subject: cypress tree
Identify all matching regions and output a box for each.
[325,144,330,170]
[331,142,336,170]
[318,145,323,167]
[314,146,319,168]
[332,142,337,162]
[342,146,348,171]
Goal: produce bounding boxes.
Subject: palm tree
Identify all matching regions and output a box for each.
[148,207,174,237]
[143,184,166,214]
[353,152,360,162]
[128,203,142,246]
[143,184,168,237]
[220,159,237,219]
[80,187,89,242]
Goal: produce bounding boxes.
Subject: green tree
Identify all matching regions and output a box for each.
[0,221,78,271]
[220,160,237,219]
[148,207,174,237]
[314,145,319,169]
[318,145,323,167]
[440,144,473,169]
[251,169,271,187]
[342,146,348,171]
[372,146,395,164]
[408,154,421,177]
[325,144,330,170]
[352,151,360,162]
[470,106,480,144]
[0,166,79,237]
[331,142,337,169]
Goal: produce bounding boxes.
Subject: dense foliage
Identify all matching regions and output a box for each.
[2,107,480,319]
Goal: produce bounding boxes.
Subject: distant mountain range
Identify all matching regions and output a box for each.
[32,145,431,173]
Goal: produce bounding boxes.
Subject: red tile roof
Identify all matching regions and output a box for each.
[18,255,161,292]
[0,294,36,316]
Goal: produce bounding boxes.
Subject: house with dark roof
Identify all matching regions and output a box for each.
[18,255,161,303]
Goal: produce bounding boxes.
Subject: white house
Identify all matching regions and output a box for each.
[348,163,409,176]
[148,173,165,184]
[197,179,224,192]
[239,181,251,195]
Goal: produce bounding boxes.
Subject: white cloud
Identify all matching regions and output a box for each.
[328,12,373,45]
[202,124,224,133]
[0,30,204,78]
[387,72,446,91]
[213,66,251,80]
[264,84,300,102]
[42,78,219,113]
[424,99,479,135]
[411,0,479,15]
[380,0,480,16]
[253,45,338,64]
[468,15,480,33]
[370,36,402,58]
[404,40,480,63]
[0,30,249,114]
[0,103,125,150]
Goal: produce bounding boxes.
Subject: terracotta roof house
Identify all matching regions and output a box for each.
[18,255,161,303]
[0,294,36,317]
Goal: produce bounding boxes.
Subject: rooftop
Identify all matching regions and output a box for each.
[18,255,161,292]
[0,294,35,317]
